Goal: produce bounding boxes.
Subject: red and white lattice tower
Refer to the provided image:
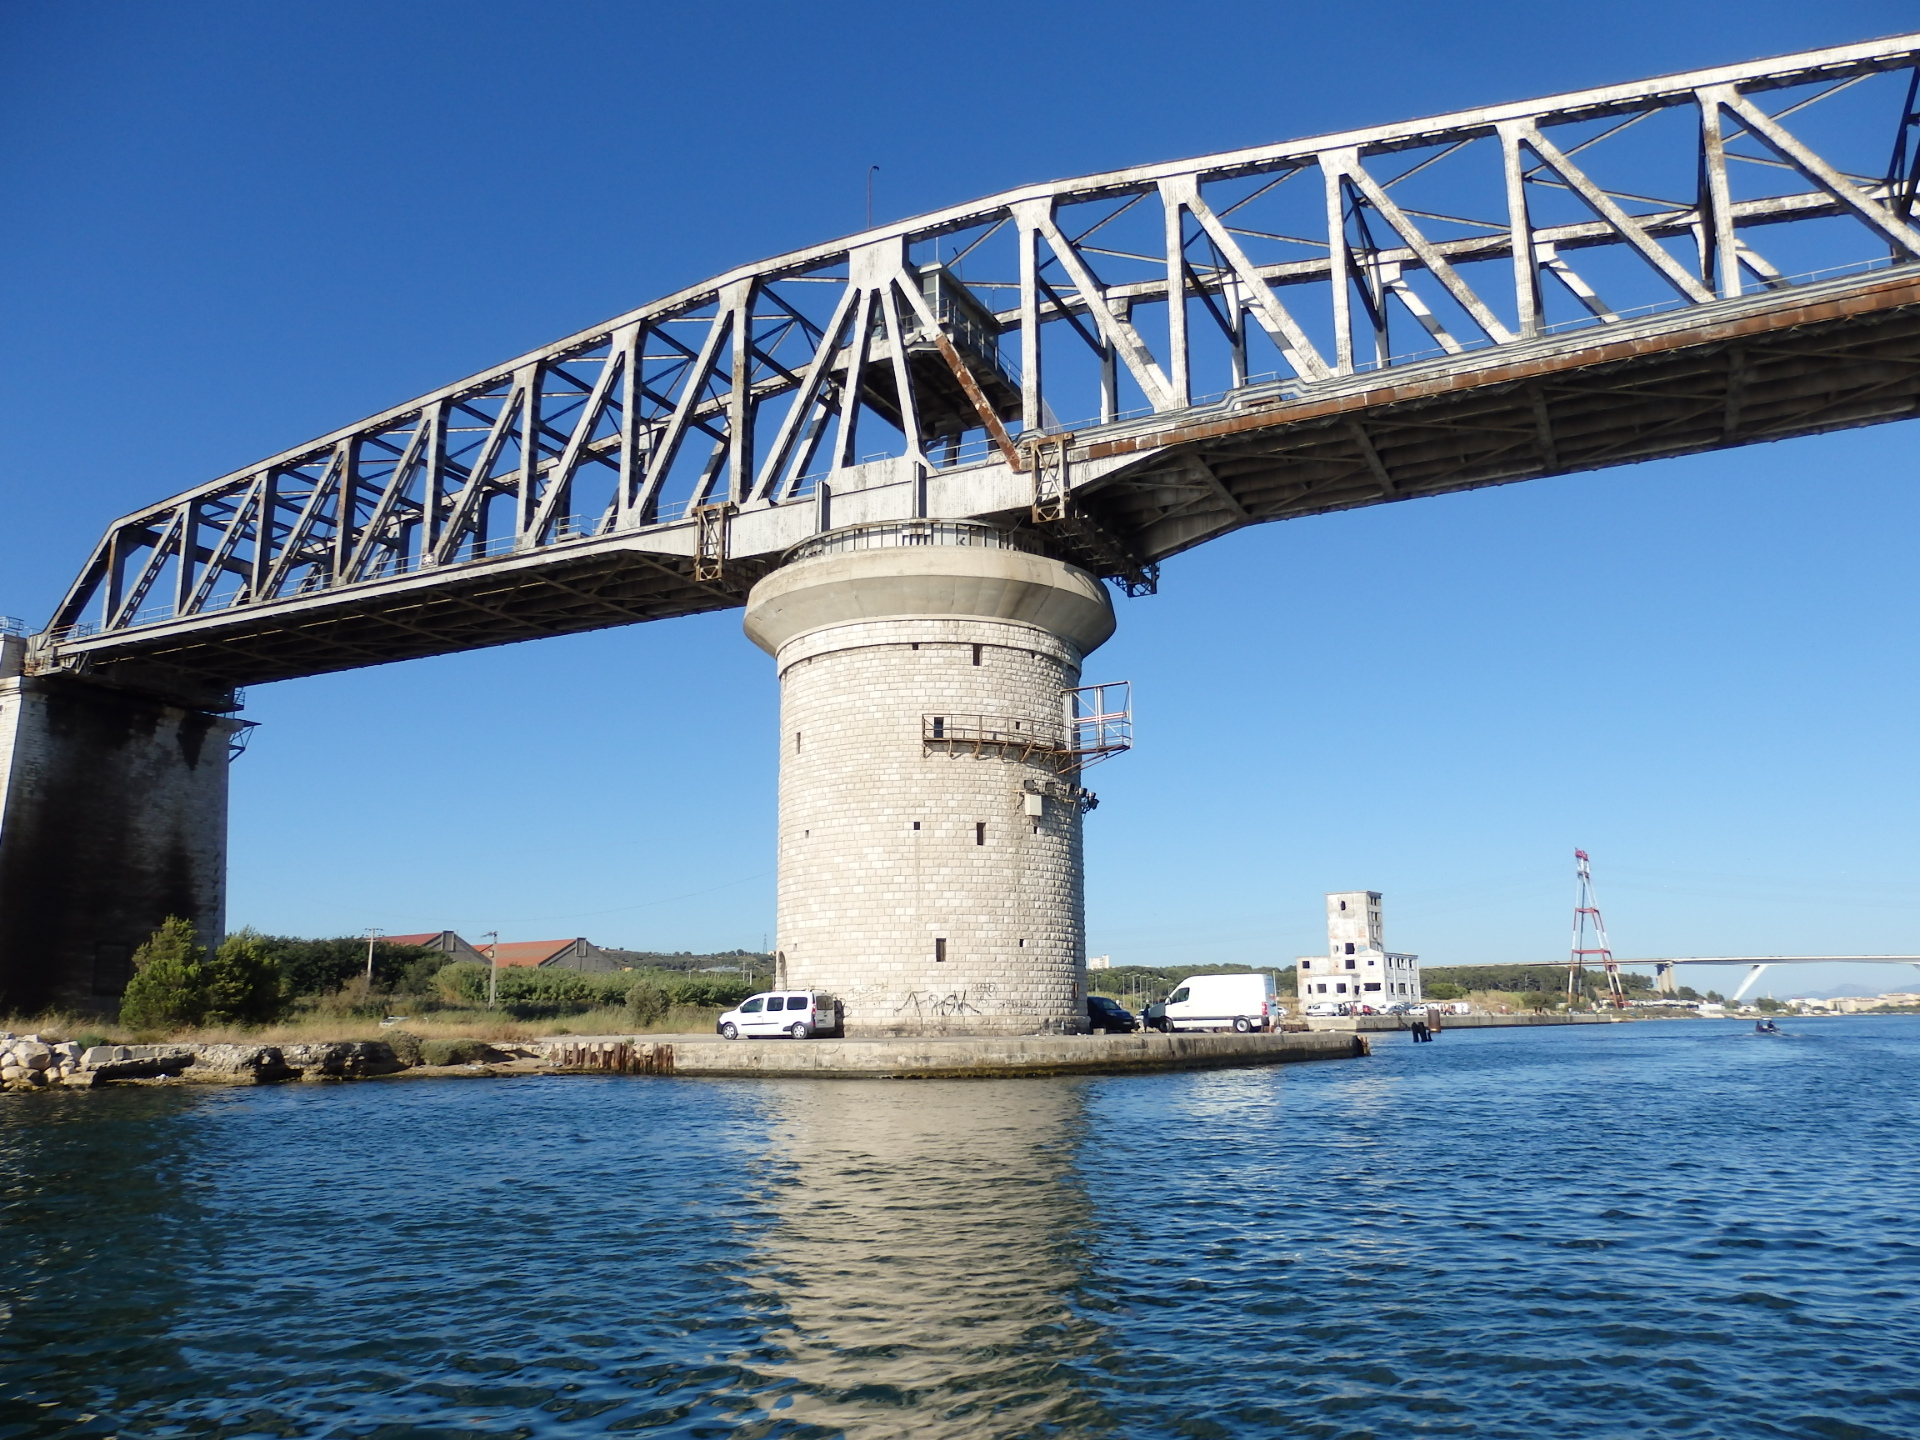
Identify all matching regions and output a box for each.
[1569,849,1627,1008]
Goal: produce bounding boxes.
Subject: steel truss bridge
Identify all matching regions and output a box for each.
[33,34,1920,703]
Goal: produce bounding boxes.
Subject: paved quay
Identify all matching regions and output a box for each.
[12,1031,1370,1090]
[539,1030,1370,1079]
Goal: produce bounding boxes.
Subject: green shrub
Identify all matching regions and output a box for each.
[384,1030,423,1067]
[662,974,755,1009]
[1423,980,1469,1001]
[427,963,751,1020]
[252,936,445,998]
[119,918,210,1030]
[420,1038,502,1066]
[431,962,640,1018]
[119,920,289,1030]
[203,929,285,1024]
[435,962,489,1005]
[625,982,669,1025]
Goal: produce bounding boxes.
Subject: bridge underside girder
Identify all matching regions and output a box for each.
[1080,272,1920,561]
[61,547,766,700]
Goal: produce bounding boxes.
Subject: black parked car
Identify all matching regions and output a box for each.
[1088,996,1140,1033]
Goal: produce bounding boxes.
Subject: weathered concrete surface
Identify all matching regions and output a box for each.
[76,1044,202,1081]
[742,543,1117,657]
[745,533,1119,1039]
[277,1041,408,1079]
[0,674,242,1014]
[167,1043,299,1083]
[539,1030,1369,1078]
[1305,1012,1624,1033]
[59,1040,402,1086]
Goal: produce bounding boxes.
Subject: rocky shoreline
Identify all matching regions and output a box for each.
[0,1031,538,1090]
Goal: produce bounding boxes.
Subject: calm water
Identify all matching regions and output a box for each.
[2,1018,1918,1439]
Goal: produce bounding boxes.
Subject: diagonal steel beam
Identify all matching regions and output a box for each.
[1711,85,1920,257]
[1325,148,1516,344]
[1019,199,1177,411]
[1508,121,1715,304]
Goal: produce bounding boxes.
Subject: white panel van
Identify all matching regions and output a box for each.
[717,991,841,1039]
[1151,973,1278,1033]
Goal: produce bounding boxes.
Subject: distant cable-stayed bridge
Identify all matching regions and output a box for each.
[1617,955,1920,1000]
[27,33,1920,704]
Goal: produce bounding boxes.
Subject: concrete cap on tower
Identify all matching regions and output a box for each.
[743,524,1116,658]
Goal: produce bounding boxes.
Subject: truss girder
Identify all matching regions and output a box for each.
[37,33,1920,694]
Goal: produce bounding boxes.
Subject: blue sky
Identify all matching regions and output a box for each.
[5,0,1918,999]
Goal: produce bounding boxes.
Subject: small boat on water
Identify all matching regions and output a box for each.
[1755,1019,1783,1035]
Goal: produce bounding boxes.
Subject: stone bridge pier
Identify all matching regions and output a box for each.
[744,522,1116,1037]
[0,634,241,1014]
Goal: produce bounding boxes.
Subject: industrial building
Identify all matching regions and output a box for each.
[386,932,642,973]
[1296,891,1422,1004]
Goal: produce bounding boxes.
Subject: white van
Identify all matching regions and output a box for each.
[1151,973,1278,1033]
[717,991,841,1040]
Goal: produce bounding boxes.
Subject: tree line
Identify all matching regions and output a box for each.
[115,919,767,1029]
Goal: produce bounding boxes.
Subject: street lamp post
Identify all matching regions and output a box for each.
[484,930,500,1010]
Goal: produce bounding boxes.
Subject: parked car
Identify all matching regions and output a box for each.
[1149,973,1278,1033]
[1087,995,1139,1033]
[1303,1000,1345,1017]
[717,991,841,1039]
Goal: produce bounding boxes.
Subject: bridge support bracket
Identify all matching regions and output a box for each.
[693,503,734,582]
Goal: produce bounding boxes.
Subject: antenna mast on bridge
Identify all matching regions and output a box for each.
[1570,849,1626,1009]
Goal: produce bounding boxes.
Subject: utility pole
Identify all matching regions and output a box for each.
[484,930,500,1010]
[1569,850,1626,1009]
[363,927,383,987]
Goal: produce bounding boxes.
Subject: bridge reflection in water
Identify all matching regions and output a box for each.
[740,1079,1117,1437]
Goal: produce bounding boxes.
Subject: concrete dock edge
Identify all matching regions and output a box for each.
[544,1030,1369,1079]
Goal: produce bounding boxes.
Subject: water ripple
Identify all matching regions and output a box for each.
[1,1019,1917,1436]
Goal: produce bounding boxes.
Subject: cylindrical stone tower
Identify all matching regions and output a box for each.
[743,521,1116,1036]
